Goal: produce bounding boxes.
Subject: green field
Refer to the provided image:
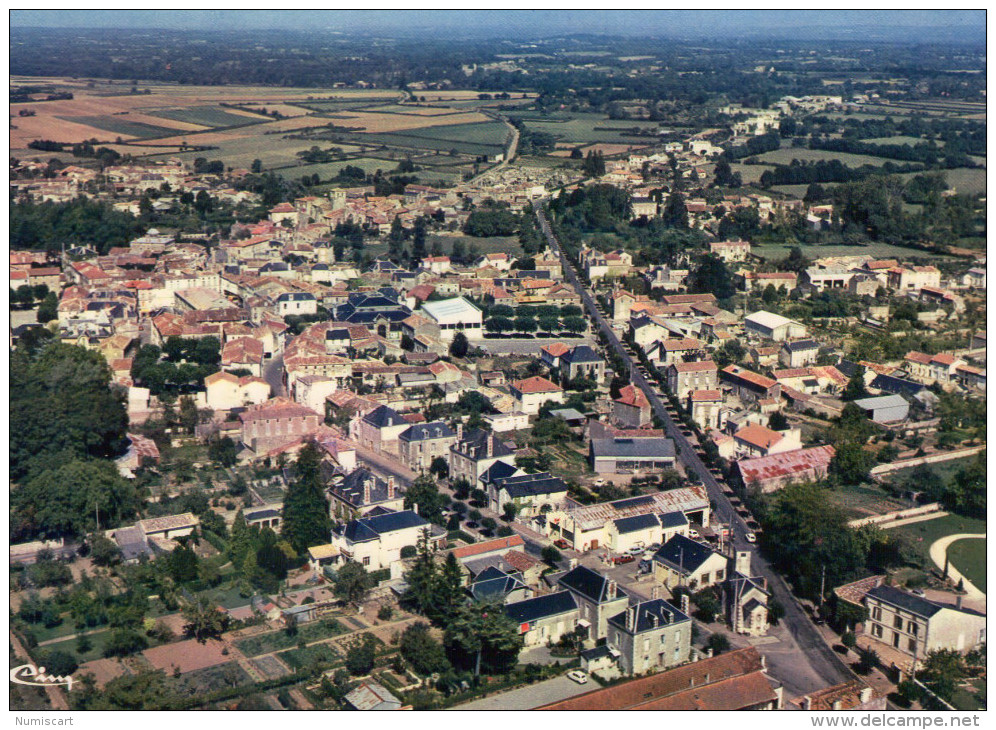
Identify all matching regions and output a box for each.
[861,135,932,146]
[753,147,902,168]
[295,99,397,112]
[884,455,981,486]
[276,642,340,669]
[340,124,508,157]
[947,538,986,593]
[731,163,774,185]
[277,157,398,179]
[514,112,657,145]
[826,482,909,521]
[899,167,986,196]
[149,106,268,128]
[149,135,332,170]
[60,115,183,139]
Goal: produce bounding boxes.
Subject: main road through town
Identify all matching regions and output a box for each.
[533,201,852,695]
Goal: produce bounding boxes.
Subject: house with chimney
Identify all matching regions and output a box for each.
[667,360,718,400]
[652,534,730,592]
[504,591,580,648]
[238,398,321,454]
[329,511,443,571]
[606,599,693,676]
[448,427,517,487]
[398,420,458,473]
[509,375,564,415]
[794,681,885,711]
[327,467,404,521]
[351,404,409,456]
[557,565,630,641]
[487,472,569,518]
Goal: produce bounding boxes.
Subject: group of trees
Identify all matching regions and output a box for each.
[130,336,221,397]
[463,203,522,237]
[229,511,296,593]
[10,197,145,254]
[402,532,521,675]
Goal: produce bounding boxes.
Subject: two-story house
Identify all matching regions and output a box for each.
[398,421,458,473]
[652,534,729,591]
[606,599,693,676]
[613,384,652,428]
[667,360,718,400]
[448,428,517,487]
[330,512,442,571]
[558,565,630,641]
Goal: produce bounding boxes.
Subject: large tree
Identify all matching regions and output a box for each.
[333,561,374,607]
[443,602,522,675]
[403,473,447,525]
[688,254,735,300]
[280,442,331,553]
[182,597,229,642]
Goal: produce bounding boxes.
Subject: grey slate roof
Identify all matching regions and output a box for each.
[399,421,456,442]
[558,565,623,604]
[495,472,568,499]
[866,585,943,618]
[591,437,676,459]
[782,339,819,353]
[852,394,909,411]
[363,405,405,428]
[658,511,689,529]
[613,513,660,535]
[504,591,578,624]
[653,534,718,574]
[562,345,603,364]
[608,598,690,635]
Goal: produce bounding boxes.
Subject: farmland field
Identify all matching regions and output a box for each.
[513,113,658,145]
[752,147,902,167]
[148,105,267,128]
[901,167,986,196]
[57,115,188,139]
[278,157,399,179]
[323,110,493,133]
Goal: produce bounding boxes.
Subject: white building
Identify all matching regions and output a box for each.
[419,297,484,342]
[744,311,807,342]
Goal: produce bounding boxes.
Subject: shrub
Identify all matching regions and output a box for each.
[400,545,417,559]
[377,604,394,621]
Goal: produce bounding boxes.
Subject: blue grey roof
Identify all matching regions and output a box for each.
[399,421,457,442]
[558,565,623,604]
[870,373,925,397]
[245,508,281,521]
[276,291,316,302]
[658,512,689,529]
[331,467,394,508]
[613,513,660,535]
[453,428,516,461]
[361,510,428,535]
[470,567,526,601]
[562,345,602,364]
[326,328,351,340]
[591,437,675,459]
[580,644,613,661]
[782,339,819,352]
[867,585,943,618]
[608,599,690,634]
[504,591,577,624]
[363,405,405,428]
[653,534,718,574]
[495,472,568,499]
[480,460,520,484]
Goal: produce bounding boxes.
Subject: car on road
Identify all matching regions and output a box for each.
[567,670,588,684]
[744,532,756,543]
[593,478,606,486]
[613,554,635,565]
[554,539,570,550]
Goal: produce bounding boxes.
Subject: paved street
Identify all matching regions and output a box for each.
[450,674,592,710]
[533,203,853,693]
[263,352,285,396]
[354,444,416,487]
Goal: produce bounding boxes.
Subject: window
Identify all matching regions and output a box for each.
[872,624,882,638]
[908,622,918,635]
[872,607,882,621]
[894,616,903,630]
[362,556,370,566]
[908,638,917,652]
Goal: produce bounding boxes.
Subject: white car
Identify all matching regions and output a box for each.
[688,528,699,539]
[567,670,588,684]
[627,545,645,556]
[744,532,756,543]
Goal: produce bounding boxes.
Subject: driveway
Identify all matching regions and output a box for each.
[450,674,592,710]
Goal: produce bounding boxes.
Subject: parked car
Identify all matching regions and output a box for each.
[744,532,756,543]
[554,539,570,550]
[688,528,700,539]
[613,554,635,565]
[627,545,645,556]
[567,670,588,684]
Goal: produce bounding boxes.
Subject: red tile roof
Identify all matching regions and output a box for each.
[734,424,784,451]
[722,365,777,390]
[449,535,524,560]
[671,360,717,373]
[511,375,562,394]
[690,389,722,402]
[614,384,649,408]
[736,445,835,485]
[541,342,571,357]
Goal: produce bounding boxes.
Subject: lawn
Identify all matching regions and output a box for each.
[947,538,986,593]
[889,514,987,570]
[39,630,113,663]
[883,455,980,486]
[512,112,656,146]
[899,167,986,196]
[277,157,399,179]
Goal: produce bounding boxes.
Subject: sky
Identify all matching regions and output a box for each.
[8,9,987,42]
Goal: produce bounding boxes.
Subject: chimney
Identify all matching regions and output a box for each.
[607,580,617,600]
[487,434,493,458]
[363,477,372,505]
[626,605,637,632]
[569,558,578,570]
[832,700,842,711]
[956,595,963,610]
[680,593,690,616]
[456,422,463,441]
[803,696,813,711]
[859,687,873,704]
[387,476,396,500]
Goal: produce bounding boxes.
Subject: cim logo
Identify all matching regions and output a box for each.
[9,663,75,691]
